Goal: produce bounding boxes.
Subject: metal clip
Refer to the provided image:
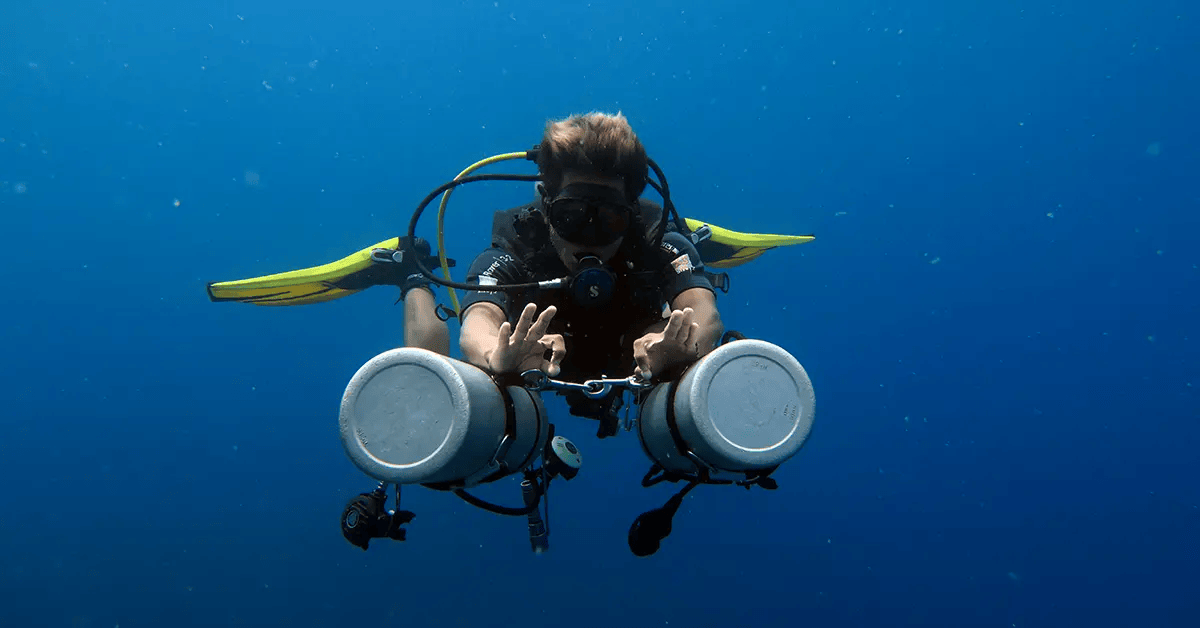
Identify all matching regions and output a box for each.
[520,371,654,399]
[520,369,552,391]
[521,370,592,396]
[582,376,654,398]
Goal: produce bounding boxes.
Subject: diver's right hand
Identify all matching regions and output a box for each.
[485,303,565,376]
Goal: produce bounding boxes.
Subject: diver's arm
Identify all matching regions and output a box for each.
[646,231,723,360]
[459,302,508,371]
[671,286,723,358]
[403,287,449,356]
[459,246,521,372]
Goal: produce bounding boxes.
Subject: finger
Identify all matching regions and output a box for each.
[682,322,699,351]
[672,308,695,342]
[662,310,684,340]
[527,305,557,341]
[634,345,652,380]
[540,335,566,377]
[636,363,653,381]
[544,334,566,358]
[512,303,536,342]
[492,322,512,369]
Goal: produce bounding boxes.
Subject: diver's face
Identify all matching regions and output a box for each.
[547,172,627,272]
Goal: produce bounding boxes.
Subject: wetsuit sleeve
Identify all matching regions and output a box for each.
[657,231,714,303]
[459,247,528,320]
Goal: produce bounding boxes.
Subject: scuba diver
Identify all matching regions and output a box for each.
[206,111,818,557]
[456,112,723,438]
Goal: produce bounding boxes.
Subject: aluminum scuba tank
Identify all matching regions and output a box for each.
[637,339,815,476]
[339,348,548,487]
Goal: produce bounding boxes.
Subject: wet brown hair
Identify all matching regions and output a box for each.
[535,111,648,202]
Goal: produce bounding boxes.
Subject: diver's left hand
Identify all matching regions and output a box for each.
[632,307,699,382]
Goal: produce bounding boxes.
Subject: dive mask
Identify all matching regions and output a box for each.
[546,182,633,247]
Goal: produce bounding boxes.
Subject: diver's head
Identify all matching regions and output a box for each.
[535,111,648,204]
[535,112,647,271]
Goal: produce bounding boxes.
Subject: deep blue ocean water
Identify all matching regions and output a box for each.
[2,1,1197,626]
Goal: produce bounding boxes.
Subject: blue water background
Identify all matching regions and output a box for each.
[2,1,1197,626]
